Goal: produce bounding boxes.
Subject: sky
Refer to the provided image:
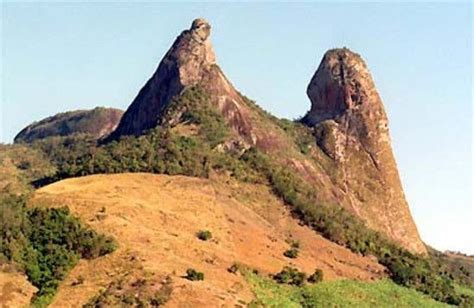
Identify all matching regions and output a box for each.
[1,2,472,254]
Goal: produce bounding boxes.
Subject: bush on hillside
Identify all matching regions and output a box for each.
[273,266,306,287]
[228,263,241,274]
[196,230,212,241]
[308,269,324,283]
[185,268,204,281]
[283,248,299,259]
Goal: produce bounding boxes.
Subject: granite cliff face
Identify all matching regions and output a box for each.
[108,19,425,254]
[302,48,426,254]
[14,107,123,143]
[109,19,253,142]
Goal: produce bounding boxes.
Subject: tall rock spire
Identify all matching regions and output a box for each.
[109,18,253,142]
[303,48,426,254]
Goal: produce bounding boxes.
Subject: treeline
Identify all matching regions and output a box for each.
[31,87,259,185]
[0,195,116,306]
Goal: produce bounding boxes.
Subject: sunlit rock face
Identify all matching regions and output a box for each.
[108,18,252,142]
[303,48,426,254]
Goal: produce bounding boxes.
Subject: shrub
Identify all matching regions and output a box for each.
[307,269,324,283]
[283,248,299,259]
[273,266,306,287]
[185,268,204,281]
[228,263,240,274]
[196,230,212,241]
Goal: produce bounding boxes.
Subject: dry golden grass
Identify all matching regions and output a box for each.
[31,173,385,307]
[0,267,37,308]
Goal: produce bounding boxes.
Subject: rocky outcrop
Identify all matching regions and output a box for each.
[302,48,426,254]
[14,107,123,143]
[108,18,253,142]
[108,20,425,255]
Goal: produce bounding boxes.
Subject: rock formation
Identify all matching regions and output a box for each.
[302,48,426,254]
[14,107,123,143]
[108,19,425,254]
[108,18,253,142]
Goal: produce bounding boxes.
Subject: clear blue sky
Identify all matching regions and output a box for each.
[1,2,472,254]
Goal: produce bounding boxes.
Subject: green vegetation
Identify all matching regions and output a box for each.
[196,230,213,241]
[273,266,307,287]
[284,248,299,259]
[0,144,55,194]
[284,240,300,259]
[0,194,116,306]
[308,269,324,284]
[185,268,204,281]
[246,271,450,308]
[31,86,260,185]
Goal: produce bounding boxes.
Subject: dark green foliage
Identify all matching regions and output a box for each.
[196,230,212,241]
[185,268,204,281]
[284,239,300,258]
[283,248,299,259]
[0,194,116,306]
[165,86,229,147]
[308,269,324,283]
[273,266,307,287]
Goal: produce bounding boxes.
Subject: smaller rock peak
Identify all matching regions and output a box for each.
[321,47,367,73]
[324,47,360,58]
[190,18,211,42]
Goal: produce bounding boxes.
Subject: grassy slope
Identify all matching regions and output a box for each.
[246,272,450,308]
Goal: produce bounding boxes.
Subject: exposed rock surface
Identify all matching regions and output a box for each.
[14,107,123,143]
[108,19,425,254]
[302,48,426,254]
[108,18,253,142]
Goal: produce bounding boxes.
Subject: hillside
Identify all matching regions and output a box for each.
[0,144,54,194]
[2,17,473,307]
[30,173,385,306]
[14,107,123,143]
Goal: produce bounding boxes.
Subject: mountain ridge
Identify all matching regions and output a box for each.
[14,107,123,143]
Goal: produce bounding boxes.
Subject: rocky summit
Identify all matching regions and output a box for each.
[109,18,252,142]
[302,48,426,254]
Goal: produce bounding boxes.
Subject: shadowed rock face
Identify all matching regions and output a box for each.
[302,48,426,254]
[14,107,123,143]
[108,18,253,142]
